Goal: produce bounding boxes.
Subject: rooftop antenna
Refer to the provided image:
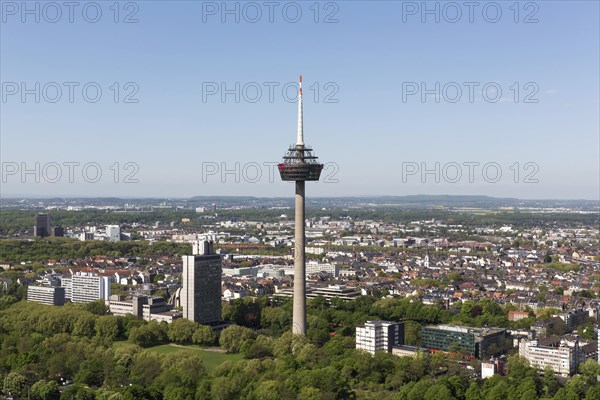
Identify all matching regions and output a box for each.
[296,75,304,146]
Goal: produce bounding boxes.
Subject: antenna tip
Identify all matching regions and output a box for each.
[299,75,302,83]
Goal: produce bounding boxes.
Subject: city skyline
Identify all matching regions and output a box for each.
[1,2,598,200]
[2,2,599,397]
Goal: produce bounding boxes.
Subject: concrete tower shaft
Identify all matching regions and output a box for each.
[293,180,306,334]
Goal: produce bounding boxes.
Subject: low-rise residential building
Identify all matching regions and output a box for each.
[508,311,530,321]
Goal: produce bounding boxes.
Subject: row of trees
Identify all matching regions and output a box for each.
[0,238,192,263]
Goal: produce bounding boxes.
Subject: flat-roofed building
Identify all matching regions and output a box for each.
[60,276,73,300]
[222,266,259,277]
[274,284,361,302]
[70,272,112,303]
[108,295,146,317]
[34,213,50,237]
[392,345,427,358]
[108,295,175,322]
[182,241,222,325]
[310,284,361,301]
[519,339,577,376]
[106,225,121,242]
[27,286,65,306]
[306,261,339,277]
[148,311,181,323]
[421,324,508,359]
[560,309,588,330]
[481,358,505,379]
[356,320,404,355]
[142,297,171,319]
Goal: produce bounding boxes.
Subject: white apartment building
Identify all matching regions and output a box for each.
[106,225,121,242]
[306,261,339,277]
[27,286,65,306]
[519,339,577,376]
[63,271,112,303]
[356,320,404,355]
[60,276,73,300]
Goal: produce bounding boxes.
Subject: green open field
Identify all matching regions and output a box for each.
[146,344,244,372]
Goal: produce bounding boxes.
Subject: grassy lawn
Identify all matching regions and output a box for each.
[146,344,244,372]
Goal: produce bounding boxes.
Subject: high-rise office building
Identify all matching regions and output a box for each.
[51,226,64,237]
[181,240,222,325]
[34,213,50,237]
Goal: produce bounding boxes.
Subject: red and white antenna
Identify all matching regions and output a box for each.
[296,75,304,146]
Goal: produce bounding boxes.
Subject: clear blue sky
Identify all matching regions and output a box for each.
[1,1,598,199]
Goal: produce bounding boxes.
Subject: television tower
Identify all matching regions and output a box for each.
[278,75,323,335]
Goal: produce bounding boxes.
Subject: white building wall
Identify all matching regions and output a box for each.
[106,225,121,242]
[356,321,402,355]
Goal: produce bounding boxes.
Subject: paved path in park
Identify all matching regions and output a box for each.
[168,343,226,353]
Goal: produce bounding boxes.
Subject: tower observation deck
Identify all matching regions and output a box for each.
[278,145,323,181]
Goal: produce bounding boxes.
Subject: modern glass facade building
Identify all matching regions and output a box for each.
[34,213,50,237]
[421,324,507,358]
